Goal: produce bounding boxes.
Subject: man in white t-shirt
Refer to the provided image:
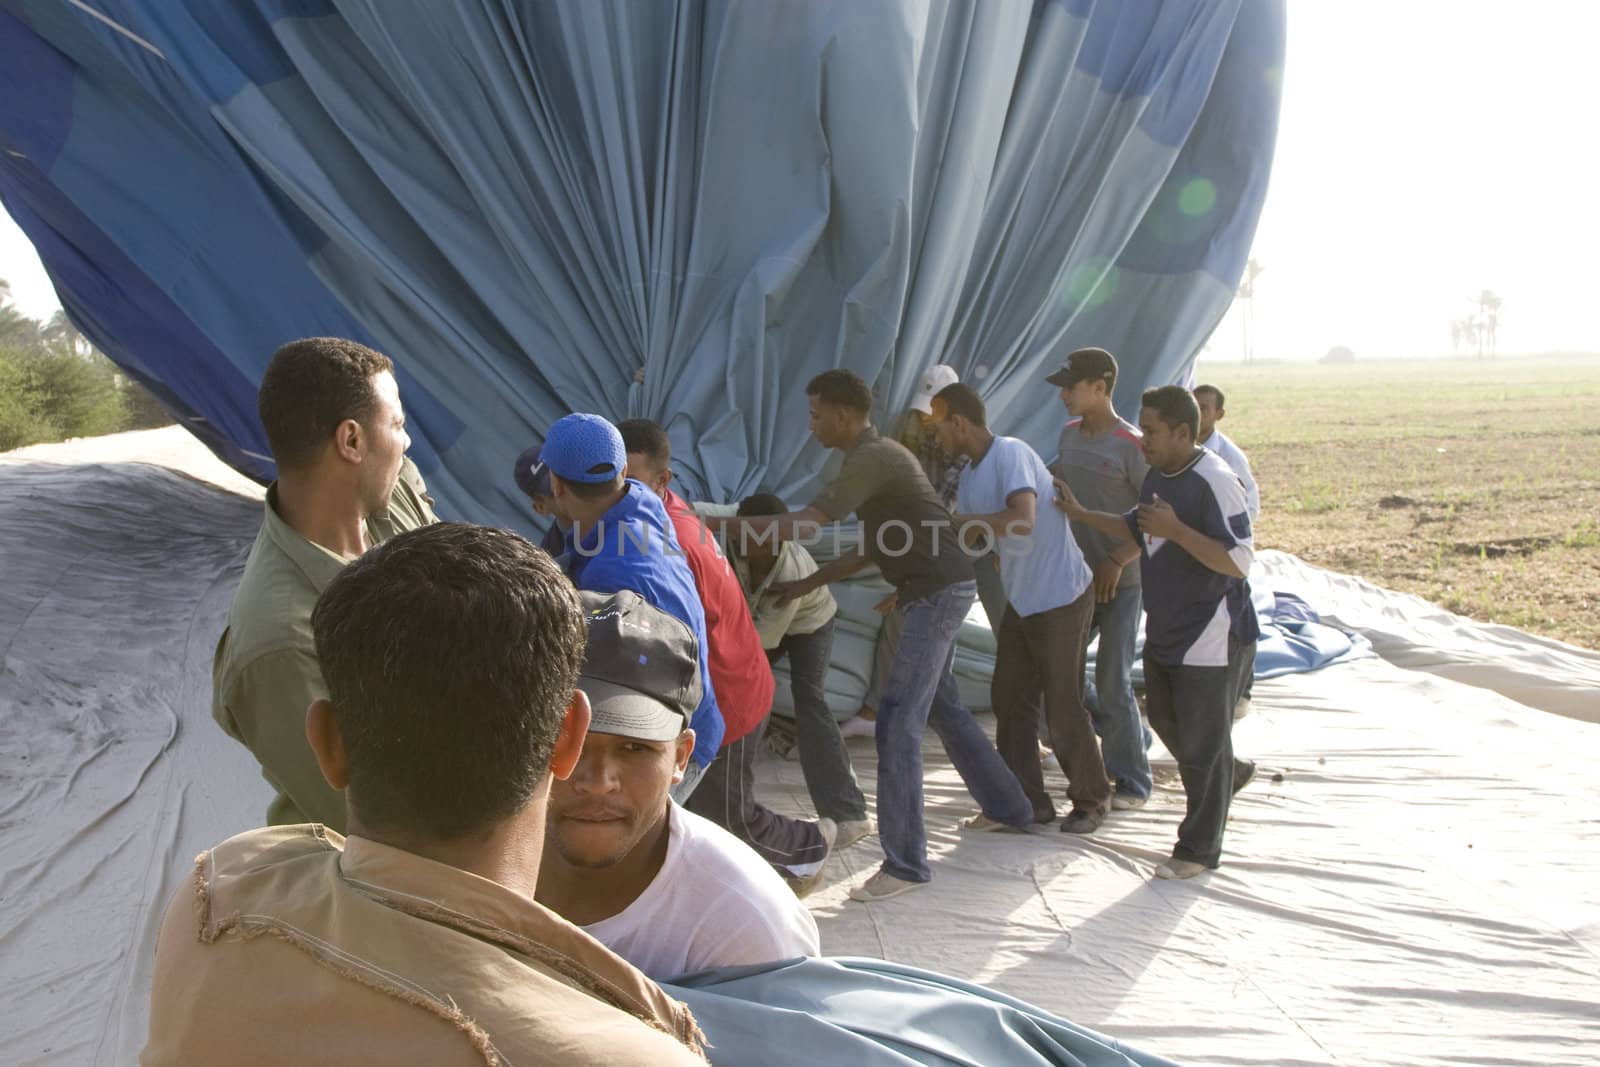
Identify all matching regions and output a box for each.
[932,384,1113,833]
[537,589,820,980]
[1194,385,1259,522]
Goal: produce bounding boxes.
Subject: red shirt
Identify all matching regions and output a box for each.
[662,489,775,746]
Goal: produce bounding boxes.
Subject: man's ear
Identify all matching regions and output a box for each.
[549,689,591,781]
[305,699,351,790]
[670,729,696,785]
[331,417,366,464]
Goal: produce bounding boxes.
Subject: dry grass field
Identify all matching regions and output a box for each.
[1199,354,1600,651]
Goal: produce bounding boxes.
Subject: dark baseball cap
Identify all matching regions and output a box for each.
[578,590,702,742]
[512,445,553,498]
[539,413,627,484]
[1045,347,1118,388]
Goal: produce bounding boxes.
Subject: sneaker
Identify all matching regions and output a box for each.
[1232,695,1252,721]
[833,818,874,850]
[1232,758,1256,795]
[1059,807,1105,835]
[784,819,837,899]
[1153,858,1210,880]
[1110,793,1147,811]
[839,715,877,739]
[960,812,1027,833]
[848,870,925,902]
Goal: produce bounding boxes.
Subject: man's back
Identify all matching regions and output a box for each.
[212,459,435,829]
[662,488,773,744]
[142,826,705,1066]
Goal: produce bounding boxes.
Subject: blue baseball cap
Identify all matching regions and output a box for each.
[512,444,552,498]
[538,413,627,485]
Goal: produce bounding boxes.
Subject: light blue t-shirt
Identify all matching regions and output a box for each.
[956,436,1092,618]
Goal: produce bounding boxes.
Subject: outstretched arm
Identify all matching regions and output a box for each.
[1051,478,1133,543]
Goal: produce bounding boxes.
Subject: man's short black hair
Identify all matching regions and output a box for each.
[1141,385,1201,441]
[933,382,986,428]
[1194,384,1226,410]
[617,418,671,467]
[737,492,788,517]
[258,337,394,468]
[554,471,626,500]
[806,369,873,414]
[312,523,587,841]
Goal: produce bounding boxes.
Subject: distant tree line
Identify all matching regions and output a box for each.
[0,278,172,451]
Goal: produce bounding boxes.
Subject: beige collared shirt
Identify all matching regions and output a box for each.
[732,541,837,649]
[211,458,435,830]
[141,825,706,1066]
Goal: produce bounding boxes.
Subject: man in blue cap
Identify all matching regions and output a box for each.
[524,413,724,798]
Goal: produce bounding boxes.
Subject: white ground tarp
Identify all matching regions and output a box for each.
[2,428,1597,1066]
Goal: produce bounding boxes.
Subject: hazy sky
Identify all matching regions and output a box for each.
[4,2,1598,359]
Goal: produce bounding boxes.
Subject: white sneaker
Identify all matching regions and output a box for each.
[833,818,874,849]
[839,715,877,739]
[1153,858,1210,880]
[848,870,925,902]
[1110,794,1147,811]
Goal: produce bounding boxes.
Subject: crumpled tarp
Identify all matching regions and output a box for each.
[0,0,1283,533]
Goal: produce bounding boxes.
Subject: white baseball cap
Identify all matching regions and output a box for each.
[910,364,960,415]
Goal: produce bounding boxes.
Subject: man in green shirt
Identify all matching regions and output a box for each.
[212,337,437,831]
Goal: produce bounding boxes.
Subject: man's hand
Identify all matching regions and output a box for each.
[770,578,812,606]
[1092,557,1124,603]
[872,591,899,616]
[1136,494,1182,540]
[1052,477,1083,519]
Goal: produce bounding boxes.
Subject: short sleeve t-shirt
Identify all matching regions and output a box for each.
[1053,416,1150,585]
[810,427,973,604]
[584,803,821,980]
[956,436,1092,618]
[1126,449,1260,667]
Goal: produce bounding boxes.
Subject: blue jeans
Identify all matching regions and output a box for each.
[1083,580,1153,800]
[876,580,1032,883]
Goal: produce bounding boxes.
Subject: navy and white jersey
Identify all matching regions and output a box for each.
[1124,448,1259,667]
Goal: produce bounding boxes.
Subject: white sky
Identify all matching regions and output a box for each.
[4,2,1599,358]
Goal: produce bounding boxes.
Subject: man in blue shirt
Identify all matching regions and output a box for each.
[932,383,1112,834]
[1054,386,1258,880]
[527,414,724,798]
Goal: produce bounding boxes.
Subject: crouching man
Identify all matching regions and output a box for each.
[142,524,706,1065]
[538,590,821,980]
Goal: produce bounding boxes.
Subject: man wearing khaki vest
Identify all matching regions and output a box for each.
[144,523,706,1065]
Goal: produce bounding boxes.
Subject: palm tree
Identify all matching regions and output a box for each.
[1236,258,1265,363]
[1476,290,1502,359]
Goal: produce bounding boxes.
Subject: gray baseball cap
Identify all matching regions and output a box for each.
[577,590,701,741]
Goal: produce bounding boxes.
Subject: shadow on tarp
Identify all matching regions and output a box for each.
[664,955,1179,1067]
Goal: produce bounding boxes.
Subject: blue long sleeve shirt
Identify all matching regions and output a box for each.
[565,480,725,767]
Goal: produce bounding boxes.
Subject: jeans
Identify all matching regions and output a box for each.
[992,590,1111,821]
[876,580,1032,883]
[768,620,867,822]
[1143,637,1256,868]
[1083,580,1153,800]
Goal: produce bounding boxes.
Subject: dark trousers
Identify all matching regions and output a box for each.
[1143,637,1256,868]
[992,588,1111,820]
[686,712,828,876]
[768,620,867,822]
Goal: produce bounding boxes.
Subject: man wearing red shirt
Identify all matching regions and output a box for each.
[619,421,835,895]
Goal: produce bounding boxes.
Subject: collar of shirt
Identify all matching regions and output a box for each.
[261,483,359,594]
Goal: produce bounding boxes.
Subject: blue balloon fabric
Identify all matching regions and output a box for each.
[1,0,1283,533]
[665,956,1179,1067]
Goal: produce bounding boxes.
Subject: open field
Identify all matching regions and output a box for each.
[1199,354,1600,651]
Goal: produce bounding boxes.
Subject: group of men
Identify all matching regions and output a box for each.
[147,334,1262,1061]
